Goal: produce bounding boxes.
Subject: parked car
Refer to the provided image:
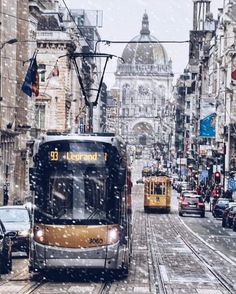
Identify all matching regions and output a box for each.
[176,181,191,193]
[136,178,144,184]
[0,206,31,256]
[222,203,236,228]
[212,198,230,218]
[233,214,236,232]
[142,167,152,177]
[0,219,15,274]
[172,179,181,191]
[178,194,205,217]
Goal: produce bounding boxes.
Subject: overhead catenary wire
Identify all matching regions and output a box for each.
[1,10,236,46]
[95,39,191,53]
[99,40,190,44]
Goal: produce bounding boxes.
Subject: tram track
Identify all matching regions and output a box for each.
[15,280,46,294]
[0,267,29,286]
[168,214,236,294]
[1,278,112,294]
[22,281,112,294]
[0,265,113,294]
[147,216,168,294]
[146,211,236,294]
[97,281,112,294]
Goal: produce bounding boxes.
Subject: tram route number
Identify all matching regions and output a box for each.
[89,238,103,245]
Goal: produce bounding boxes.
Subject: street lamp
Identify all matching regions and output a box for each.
[0,38,18,50]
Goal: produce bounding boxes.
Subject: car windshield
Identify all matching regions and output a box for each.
[183,191,197,195]
[0,208,29,223]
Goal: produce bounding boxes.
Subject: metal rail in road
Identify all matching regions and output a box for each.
[169,214,236,294]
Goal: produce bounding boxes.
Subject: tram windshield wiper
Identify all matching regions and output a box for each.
[87,208,103,220]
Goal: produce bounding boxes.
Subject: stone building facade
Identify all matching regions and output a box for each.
[0,0,91,204]
[113,13,174,165]
[176,0,236,188]
[35,15,81,133]
[0,0,30,205]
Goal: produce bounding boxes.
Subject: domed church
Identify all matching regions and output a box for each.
[114,13,174,147]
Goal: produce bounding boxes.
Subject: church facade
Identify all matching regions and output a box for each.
[113,13,174,151]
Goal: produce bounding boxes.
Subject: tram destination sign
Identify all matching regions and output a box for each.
[49,151,108,162]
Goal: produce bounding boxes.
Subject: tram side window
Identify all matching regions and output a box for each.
[154,183,165,195]
[154,183,162,194]
[145,183,150,194]
[106,175,120,221]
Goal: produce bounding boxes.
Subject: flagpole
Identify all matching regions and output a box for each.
[29,49,38,67]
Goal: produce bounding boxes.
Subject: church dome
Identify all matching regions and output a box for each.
[121,13,168,65]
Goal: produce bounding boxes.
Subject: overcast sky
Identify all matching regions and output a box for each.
[63,0,224,88]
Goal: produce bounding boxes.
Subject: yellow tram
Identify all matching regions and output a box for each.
[144,174,171,213]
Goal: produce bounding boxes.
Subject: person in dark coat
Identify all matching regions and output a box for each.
[204,188,211,203]
[224,189,233,200]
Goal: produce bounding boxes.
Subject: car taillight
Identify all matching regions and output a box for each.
[198,202,205,207]
[181,201,188,206]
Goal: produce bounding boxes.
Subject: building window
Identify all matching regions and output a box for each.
[186,101,190,109]
[35,104,46,129]
[122,108,126,117]
[38,64,46,82]
[122,83,130,104]
[138,85,149,95]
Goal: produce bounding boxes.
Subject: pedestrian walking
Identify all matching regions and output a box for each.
[224,189,233,200]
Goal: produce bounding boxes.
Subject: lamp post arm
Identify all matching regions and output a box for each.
[0,38,18,50]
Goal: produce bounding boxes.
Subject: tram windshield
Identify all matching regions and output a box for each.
[48,168,111,220]
[34,140,124,224]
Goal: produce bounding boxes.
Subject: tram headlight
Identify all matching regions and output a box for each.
[108,227,120,244]
[34,226,45,243]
